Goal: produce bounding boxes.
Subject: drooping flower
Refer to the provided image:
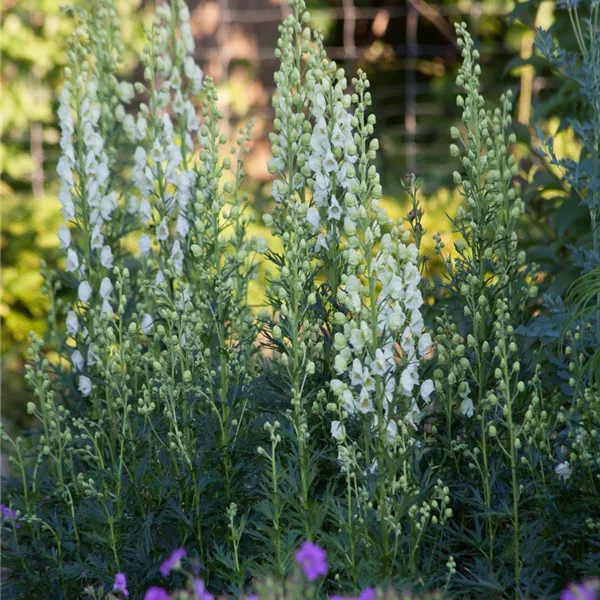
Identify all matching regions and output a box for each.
[78,281,92,303]
[160,548,186,577]
[141,313,154,335]
[99,277,113,299]
[79,375,92,397]
[113,573,129,597]
[71,350,85,371]
[555,461,572,482]
[139,233,152,255]
[101,245,114,269]
[58,225,72,249]
[66,311,79,336]
[65,248,79,272]
[295,541,328,581]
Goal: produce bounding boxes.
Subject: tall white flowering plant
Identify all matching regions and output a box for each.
[2,1,599,599]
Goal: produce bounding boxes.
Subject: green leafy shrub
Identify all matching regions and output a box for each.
[1,0,599,599]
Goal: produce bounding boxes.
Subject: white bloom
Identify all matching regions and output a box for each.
[78,375,92,397]
[328,196,342,221]
[330,379,344,395]
[87,345,98,366]
[306,207,321,231]
[315,233,329,253]
[555,461,572,482]
[460,397,474,418]
[331,420,345,441]
[139,233,152,255]
[156,217,169,241]
[386,419,398,442]
[400,364,419,395]
[141,313,154,335]
[65,248,79,272]
[117,81,135,103]
[99,277,113,299]
[101,298,113,318]
[100,246,113,269]
[78,281,92,303]
[404,262,420,287]
[175,215,189,239]
[170,240,184,273]
[418,332,433,357]
[420,379,434,403]
[155,270,165,286]
[66,311,79,335]
[387,309,405,333]
[71,350,84,371]
[58,225,71,249]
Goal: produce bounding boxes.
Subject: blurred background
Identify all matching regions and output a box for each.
[1,0,581,426]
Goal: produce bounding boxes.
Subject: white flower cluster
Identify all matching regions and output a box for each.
[331,236,433,443]
[58,78,115,276]
[305,70,358,252]
[129,0,202,280]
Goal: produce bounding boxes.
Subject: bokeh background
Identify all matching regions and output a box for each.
[1,0,583,427]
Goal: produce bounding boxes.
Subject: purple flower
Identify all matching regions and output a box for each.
[358,588,376,600]
[1,504,20,529]
[144,587,170,600]
[160,548,186,577]
[113,573,129,597]
[329,596,346,600]
[295,541,328,581]
[561,581,598,600]
[193,579,214,600]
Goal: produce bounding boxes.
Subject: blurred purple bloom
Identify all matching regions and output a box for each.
[113,573,129,597]
[329,596,346,600]
[246,595,258,600]
[295,541,328,581]
[144,587,170,600]
[358,588,376,600]
[160,548,186,577]
[561,582,598,600]
[0,504,20,529]
[193,579,214,600]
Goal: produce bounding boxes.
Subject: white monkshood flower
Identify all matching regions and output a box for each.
[170,240,184,273]
[328,196,343,221]
[78,281,92,303]
[58,225,72,249]
[71,350,85,371]
[101,298,113,318]
[420,379,434,403]
[175,214,189,239]
[139,233,152,255]
[555,461,572,482]
[418,332,433,357]
[156,218,169,241]
[400,364,419,395]
[65,249,79,273]
[141,313,154,335]
[99,277,113,299]
[87,345,98,366]
[100,246,113,269]
[460,397,474,418]
[331,421,346,441]
[78,375,92,397]
[306,207,321,232]
[66,311,79,336]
